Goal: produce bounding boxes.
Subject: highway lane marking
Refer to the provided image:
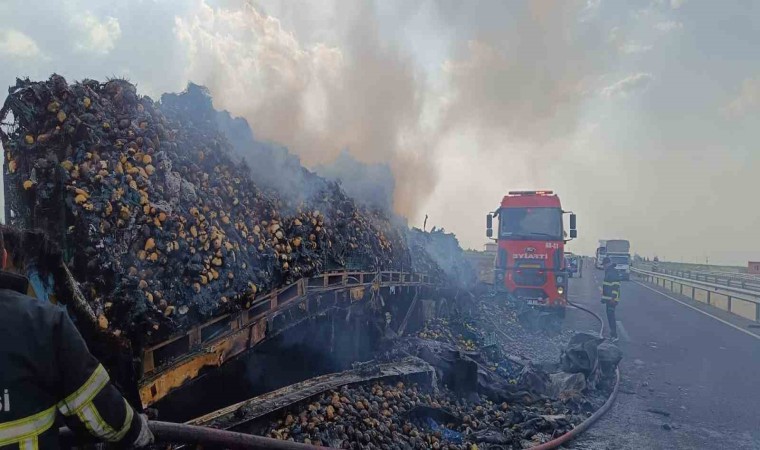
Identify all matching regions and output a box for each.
[635,281,760,341]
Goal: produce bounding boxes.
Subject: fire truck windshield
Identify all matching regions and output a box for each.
[500,207,563,240]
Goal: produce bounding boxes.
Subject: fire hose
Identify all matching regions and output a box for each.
[527,299,621,450]
[59,421,329,449]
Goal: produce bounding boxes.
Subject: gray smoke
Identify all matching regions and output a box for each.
[176,0,437,219]
[314,151,395,214]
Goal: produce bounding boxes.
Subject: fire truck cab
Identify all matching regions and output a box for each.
[486,191,577,310]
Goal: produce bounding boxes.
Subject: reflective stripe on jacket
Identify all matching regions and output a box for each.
[602,267,622,303]
[0,271,141,449]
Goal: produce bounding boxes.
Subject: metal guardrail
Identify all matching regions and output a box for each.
[707,270,760,283]
[636,264,760,292]
[632,267,760,323]
[137,270,433,408]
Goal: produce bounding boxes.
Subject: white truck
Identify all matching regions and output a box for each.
[605,239,631,280]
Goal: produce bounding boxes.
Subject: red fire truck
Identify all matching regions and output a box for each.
[486,191,577,317]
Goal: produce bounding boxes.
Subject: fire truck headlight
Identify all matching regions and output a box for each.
[557,286,565,295]
[556,275,564,284]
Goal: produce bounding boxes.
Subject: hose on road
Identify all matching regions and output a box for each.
[150,421,328,449]
[530,367,620,450]
[59,421,328,449]
[527,299,620,449]
[567,299,606,338]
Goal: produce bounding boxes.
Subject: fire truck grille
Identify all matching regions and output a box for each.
[513,261,547,286]
[513,288,546,300]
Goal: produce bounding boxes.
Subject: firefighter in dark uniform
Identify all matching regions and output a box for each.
[601,257,622,341]
[0,230,153,449]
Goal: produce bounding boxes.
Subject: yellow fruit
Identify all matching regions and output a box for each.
[8,160,16,173]
[57,110,67,123]
[145,238,155,251]
[142,154,152,165]
[83,97,91,108]
[24,135,34,144]
[98,314,109,329]
[145,164,155,176]
[47,101,60,113]
[149,252,158,262]
[23,180,34,190]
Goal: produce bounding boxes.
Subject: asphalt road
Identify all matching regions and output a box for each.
[563,264,760,450]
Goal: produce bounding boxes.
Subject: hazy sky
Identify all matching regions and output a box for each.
[1,0,759,265]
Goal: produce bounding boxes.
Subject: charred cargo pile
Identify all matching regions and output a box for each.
[251,326,618,449]
[0,75,412,343]
[219,292,621,449]
[261,380,581,449]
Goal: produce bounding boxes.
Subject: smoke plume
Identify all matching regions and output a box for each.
[175,0,436,218]
[437,0,598,147]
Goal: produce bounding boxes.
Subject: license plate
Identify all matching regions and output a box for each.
[527,299,542,306]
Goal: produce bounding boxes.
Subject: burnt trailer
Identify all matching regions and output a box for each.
[0,75,450,416]
[1,226,435,416]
